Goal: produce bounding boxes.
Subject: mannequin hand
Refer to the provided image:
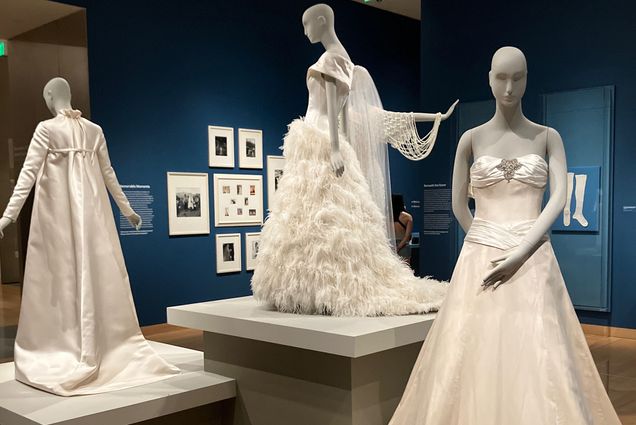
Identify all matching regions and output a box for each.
[126,213,143,231]
[331,150,345,177]
[482,245,532,290]
[0,217,12,239]
[441,100,459,121]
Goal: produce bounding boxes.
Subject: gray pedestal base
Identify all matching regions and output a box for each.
[203,332,422,425]
[168,296,435,425]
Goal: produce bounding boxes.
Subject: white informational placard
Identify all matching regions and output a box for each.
[119,184,154,236]
[167,172,210,236]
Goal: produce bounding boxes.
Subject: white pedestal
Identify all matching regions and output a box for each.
[0,342,236,425]
[168,296,435,425]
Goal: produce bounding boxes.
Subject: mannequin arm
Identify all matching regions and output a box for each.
[483,128,567,289]
[2,123,49,223]
[451,131,474,233]
[96,132,141,228]
[381,101,458,162]
[520,129,567,248]
[412,100,459,122]
[324,75,344,177]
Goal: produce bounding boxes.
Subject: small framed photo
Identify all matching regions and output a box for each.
[208,125,234,168]
[238,128,263,169]
[216,233,241,274]
[245,232,261,271]
[267,155,285,211]
[214,173,263,227]
[167,172,210,236]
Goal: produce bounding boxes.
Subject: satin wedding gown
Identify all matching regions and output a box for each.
[390,153,621,424]
[251,51,447,316]
[3,110,179,396]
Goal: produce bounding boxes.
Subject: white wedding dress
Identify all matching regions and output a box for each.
[390,154,621,424]
[251,52,447,316]
[2,110,179,396]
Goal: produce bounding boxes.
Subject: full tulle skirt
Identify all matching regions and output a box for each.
[389,239,621,424]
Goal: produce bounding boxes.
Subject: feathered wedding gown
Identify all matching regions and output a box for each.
[251,52,447,316]
[389,154,621,424]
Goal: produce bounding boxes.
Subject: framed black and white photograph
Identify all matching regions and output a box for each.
[214,173,263,227]
[245,232,261,271]
[208,125,235,168]
[176,188,201,217]
[267,155,286,211]
[238,128,263,169]
[167,172,210,236]
[215,233,241,274]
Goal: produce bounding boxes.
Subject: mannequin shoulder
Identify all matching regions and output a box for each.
[80,118,104,135]
[33,118,59,137]
[545,126,565,155]
[312,51,354,79]
[36,119,53,130]
[526,121,561,143]
[457,124,486,156]
[30,121,52,140]
[545,126,563,142]
[39,116,60,129]
[323,50,352,63]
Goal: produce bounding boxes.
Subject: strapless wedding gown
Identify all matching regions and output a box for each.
[390,154,621,424]
[251,51,447,316]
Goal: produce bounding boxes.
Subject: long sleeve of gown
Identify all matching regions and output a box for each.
[2,123,50,222]
[96,131,135,217]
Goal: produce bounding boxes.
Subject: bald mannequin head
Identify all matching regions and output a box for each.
[302,4,335,44]
[43,77,72,116]
[491,46,527,71]
[489,46,528,107]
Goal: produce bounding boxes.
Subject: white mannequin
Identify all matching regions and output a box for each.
[302,4,458,177]
[0,78,141,238]
[452,46,567,288]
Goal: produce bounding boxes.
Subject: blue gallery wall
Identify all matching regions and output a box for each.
[60,0,423,325]
[418,0,636,328]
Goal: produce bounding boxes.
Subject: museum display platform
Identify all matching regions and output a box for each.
[168,296,436,425]
[0,342,236,425]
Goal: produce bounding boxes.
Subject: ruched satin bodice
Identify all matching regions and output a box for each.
[470,154,548,224]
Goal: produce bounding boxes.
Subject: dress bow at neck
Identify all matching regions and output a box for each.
[59,109,82,119]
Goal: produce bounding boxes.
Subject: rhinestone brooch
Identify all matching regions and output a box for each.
[496,158,522,181]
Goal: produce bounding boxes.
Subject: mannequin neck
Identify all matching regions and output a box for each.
[320,29,346,56]
[51,100,73,116]
[492,102,527,131]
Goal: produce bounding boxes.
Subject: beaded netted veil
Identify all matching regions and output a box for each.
[344,65,442,246]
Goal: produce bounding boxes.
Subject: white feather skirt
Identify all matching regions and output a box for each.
[251,119,448,316]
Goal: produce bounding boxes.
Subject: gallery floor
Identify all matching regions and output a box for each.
[142,326,636,425]
[0,283,634,424]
